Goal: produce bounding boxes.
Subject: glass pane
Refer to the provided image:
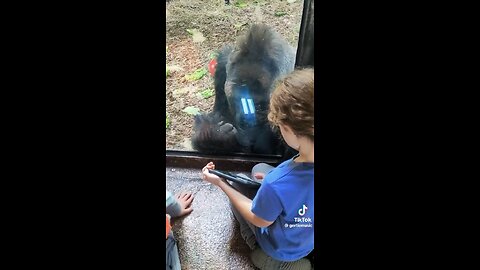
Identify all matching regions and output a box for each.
[166,0,304,156]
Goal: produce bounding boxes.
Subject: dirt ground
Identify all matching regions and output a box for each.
[166,0,304,150]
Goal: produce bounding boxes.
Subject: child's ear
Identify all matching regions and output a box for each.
[282,125,293,134]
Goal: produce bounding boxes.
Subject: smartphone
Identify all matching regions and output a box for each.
[209,169,261,187]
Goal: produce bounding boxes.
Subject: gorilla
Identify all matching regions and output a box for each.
[192,24,297,157]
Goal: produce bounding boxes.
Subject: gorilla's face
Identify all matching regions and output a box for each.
[224,59,277,131]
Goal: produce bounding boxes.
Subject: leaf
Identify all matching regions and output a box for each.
[185,68,208,81]
[186,29,206,43]
[275,11,287,17]
[182,106,201,115]
[234,23,248,29]
[197,88,214,99]
[209,52,219,60]
[166,115,170,129]
[192,30,206,43]
[235,1,248,8]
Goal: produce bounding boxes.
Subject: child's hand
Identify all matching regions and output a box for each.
[175,191,194,217]
[253,172,266,181]
[201,162,222,186]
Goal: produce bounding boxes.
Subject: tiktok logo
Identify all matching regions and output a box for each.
[298,204,308,216]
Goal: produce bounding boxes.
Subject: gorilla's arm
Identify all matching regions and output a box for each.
[212,46,234,121]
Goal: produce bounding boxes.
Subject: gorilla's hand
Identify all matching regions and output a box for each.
[217,121,237,135]
[191,113,242,154]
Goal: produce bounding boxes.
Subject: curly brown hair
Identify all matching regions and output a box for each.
[268,68,314,141]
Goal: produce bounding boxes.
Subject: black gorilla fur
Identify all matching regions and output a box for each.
[192,24,297,156]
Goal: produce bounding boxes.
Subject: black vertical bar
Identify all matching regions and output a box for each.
[295,0,315,68]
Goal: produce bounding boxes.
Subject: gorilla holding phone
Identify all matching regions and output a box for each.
[192,24,297,157]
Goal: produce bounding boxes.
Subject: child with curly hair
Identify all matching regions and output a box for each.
[202,68,314,269]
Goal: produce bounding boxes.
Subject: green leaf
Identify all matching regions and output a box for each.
[166,65,170,77]
[235,1,248,8]
[275,11,287,16]
[209,52,218,60]
[166,115,170,129]
[182,106,201,115]
[185,68,208,81]
[197,88,214,99]
[185,29,206,43]
[234,23,248,29]
[192,30,206,43]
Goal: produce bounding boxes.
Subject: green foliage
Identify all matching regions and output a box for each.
[235,0,248,8]
[197,88,214,99]
[166,115,170,129]
[209,52,218,60]
[185,29,205,43]
[182,106,201,115]
[185,68,208,81]
[234,22,248,29]
[275,11,287,17]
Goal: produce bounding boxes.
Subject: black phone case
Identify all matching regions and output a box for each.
[209,169,261,187]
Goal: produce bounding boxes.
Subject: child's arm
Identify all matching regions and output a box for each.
[218,180,274,227]
[166,191,182,217]
[202,162,274,228]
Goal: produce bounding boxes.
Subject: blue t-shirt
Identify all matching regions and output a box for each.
[251,155,314,262]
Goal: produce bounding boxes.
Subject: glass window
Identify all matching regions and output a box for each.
[166,0,305,158]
